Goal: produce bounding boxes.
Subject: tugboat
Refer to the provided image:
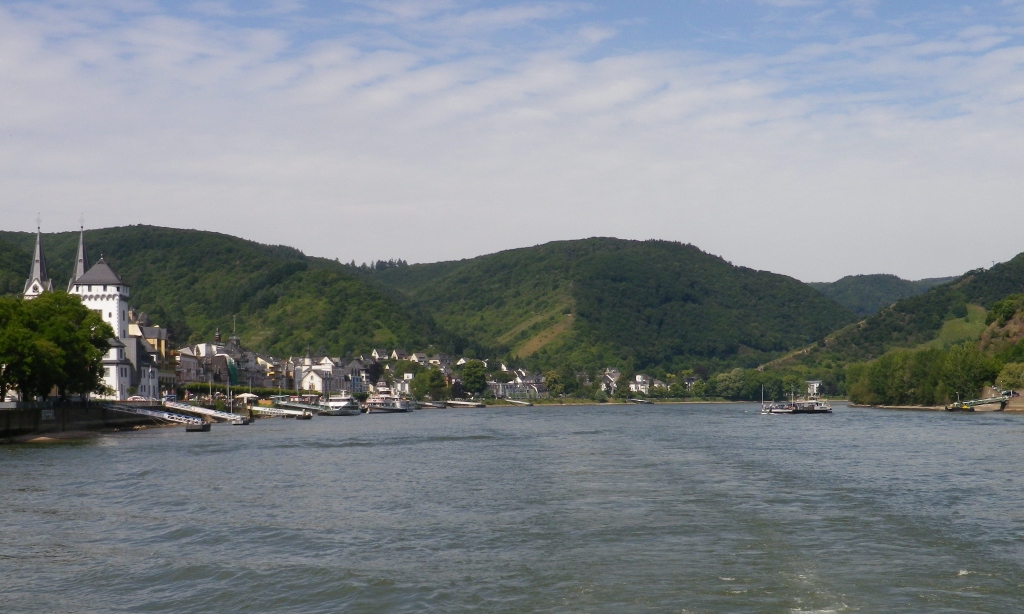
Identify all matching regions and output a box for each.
[364,384,412,413]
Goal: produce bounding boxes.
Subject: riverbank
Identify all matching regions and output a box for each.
[480,398,732,406]
[0,404,164,443]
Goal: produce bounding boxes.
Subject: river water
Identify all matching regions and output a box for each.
[3,403,1024,612]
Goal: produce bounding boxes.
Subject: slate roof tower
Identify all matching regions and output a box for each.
[67,226,89,291]
[23,226,53,299]
[69,251,133,400]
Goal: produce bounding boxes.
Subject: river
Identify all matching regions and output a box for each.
[3,403,1024,612]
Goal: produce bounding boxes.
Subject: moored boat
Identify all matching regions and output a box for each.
[319,391,361,416]
[364,385,412,413]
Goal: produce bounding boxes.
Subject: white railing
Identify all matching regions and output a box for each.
[99,404,204,425]
[164,401,244,423]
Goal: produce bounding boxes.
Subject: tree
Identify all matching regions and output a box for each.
[461,360,487,396]
[941,342,1000,401]
[411,368,447,400]
[0,298,59,401]
[365,361,384,385]
[25,292,114,401]
[996,363,1024,391]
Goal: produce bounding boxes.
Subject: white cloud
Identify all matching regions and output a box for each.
[1,2,1024,282]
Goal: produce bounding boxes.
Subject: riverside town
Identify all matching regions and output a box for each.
[3,224,1024,436]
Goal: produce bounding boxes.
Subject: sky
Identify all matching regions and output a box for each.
[2,1,1024,282]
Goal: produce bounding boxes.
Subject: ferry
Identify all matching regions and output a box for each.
[319,391,361,416]
[761,387,832,414]
[364,385,412,413]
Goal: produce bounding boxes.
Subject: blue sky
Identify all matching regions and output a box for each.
[3,1,1024,280]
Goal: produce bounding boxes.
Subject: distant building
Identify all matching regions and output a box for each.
[22,227,53,300]
[807,380,823,396]
[629,374,651,395]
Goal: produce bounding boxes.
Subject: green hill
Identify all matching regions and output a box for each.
[0,226,441,357]
[804,253,1024,364]
[2,228,860,371]
[368,238,858,371]
[809,274,955,316]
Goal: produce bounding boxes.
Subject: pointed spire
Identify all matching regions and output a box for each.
[23,224,53,299]
[68,225,89,291]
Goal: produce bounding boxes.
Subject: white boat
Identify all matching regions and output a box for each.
[319,392,361,416]
[364,385,412,413]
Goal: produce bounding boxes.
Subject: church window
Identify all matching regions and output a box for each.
[103,285,107,291]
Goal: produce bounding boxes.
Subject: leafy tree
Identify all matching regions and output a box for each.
[0,294,109,401]
[986,294,1023,325]
[365,361,384,385]
[996,363,1024,391]
[411,368,447,400]
[461,360,487,395]
[490,370,514,383]
[26,292,113,400]
[448,379,465,399]
[0,298,59,400]
[941,342,1000,401]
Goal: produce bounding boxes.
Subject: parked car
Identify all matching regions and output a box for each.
[126,395,148,401]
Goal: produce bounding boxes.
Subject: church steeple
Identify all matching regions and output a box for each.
[23,224,53,300]
[68,226,89,292]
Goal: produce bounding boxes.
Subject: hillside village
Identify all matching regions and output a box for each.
[13,228,690,402]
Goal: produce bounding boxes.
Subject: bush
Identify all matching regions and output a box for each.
[996,363,1024,391]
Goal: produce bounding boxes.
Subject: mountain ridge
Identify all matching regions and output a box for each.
[0,228,859,372]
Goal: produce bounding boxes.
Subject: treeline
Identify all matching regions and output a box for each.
[0,293,113,402]
[844,293,1024,405]
[346,259,409,272]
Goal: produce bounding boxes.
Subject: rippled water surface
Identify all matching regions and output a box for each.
[4,403,1024,612]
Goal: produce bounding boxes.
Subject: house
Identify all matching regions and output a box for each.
[372,348,390,361]
[391,349,409,361]
[343,359,369,393]
[682,376,699,391]
[600,368,621,394]
[410,352,429,365]
[175,347,201,384]
[807,380,823,396]
[488,372,548,399]
[629,374,652,395]
[429,354,452,367]
[301,368,342,393]
[393,372,414,395]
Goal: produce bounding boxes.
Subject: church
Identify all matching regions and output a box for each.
[23,227,160,401]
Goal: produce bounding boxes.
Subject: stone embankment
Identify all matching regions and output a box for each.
[1,403,158,443]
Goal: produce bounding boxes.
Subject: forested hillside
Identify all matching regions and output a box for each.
[809,274,954,316]
[2,228,860,372]
[0,226,443,357]
[797,253,1024,365]
[369,238,858,371]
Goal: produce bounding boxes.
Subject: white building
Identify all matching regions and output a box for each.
[66,230,135,399]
